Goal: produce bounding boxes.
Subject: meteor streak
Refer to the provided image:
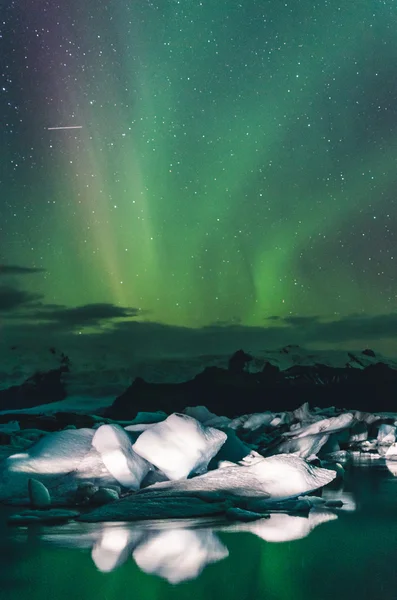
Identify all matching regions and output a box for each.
[47,126,83,130]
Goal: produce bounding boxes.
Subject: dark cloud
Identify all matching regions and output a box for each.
[29,302,144,327]
[79,311,397,356]
[259,312,397,347]
[1,290,397,358]
[282,315,321,326]
[207,317,242,327]
[294,313,397,344]
[265,315,282,321]
[0,285,43,312]
[0,265,46,275]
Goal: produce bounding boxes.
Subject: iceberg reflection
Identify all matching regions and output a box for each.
[92,527,144,573]
[133,529,229,584]
[37,504,343,583]
[221,510,338,543]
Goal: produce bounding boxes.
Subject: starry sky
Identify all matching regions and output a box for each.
[1,1,397,356]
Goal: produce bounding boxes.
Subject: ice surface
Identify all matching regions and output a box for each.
[132,413,227,480]
[0,426,148,503]
[132,529,228,584]
[385,443,397,460]
[283,413,354,438]
[229,412,283,431]
[92,424,150,489]
[0,428,95,500]
[377,424,396,445]
[81,452,336,522]
[292,402,320,424]
[273,433,330,459]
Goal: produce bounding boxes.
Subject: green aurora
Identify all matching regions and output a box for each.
[1,1,397,351]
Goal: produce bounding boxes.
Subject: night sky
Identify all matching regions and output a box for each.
[1,1,397,356]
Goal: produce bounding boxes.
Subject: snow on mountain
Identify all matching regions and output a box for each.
[1,343,396,404]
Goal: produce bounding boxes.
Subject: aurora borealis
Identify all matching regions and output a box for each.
[1,1,397,354]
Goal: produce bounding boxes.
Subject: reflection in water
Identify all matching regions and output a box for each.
[222,511,338,543]
[7,469,397,600]
[133,529,229,584]
[38,504,342,583]
[92,528,144,573]
[321,489,357,512]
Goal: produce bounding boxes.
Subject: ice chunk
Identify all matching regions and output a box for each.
[183,406,218,423]
[292,402,320,424]
[236,453,336,499]
[28,478,51,508]
[90,487,119,506]
[93,452,337,522]
[229,412,282,432]
[132,413,227,480]
[283,413,354,438]
[321,488,356,512]
[386,456,397,476]
[0,426,149,503]
[6,428,94,475]
[273,434,329,459]
[385,443,397,460]
[354,411,380,425]
[124,423,157,433]
[0,428,95,501]
[133,529,228,584]
[377,424,396,445]
[203,416,232,428]
[92,424,150,490]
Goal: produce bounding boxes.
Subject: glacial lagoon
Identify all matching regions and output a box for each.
[1,466,397,600]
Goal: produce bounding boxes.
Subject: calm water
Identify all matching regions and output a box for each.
[1,467,397,600]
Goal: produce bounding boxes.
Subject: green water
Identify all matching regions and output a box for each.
[1,468,397,600]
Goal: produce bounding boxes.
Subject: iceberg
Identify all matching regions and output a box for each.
[92,424,150,489]
[229,412,282,431]
[132,413,227,480]
[377,424,396,446]
[273,434,330,459]
[0,428,95,502]
[0,425,150,503]
[283,413,354,439]
[80,452,336,522]
[137,452,337,503]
